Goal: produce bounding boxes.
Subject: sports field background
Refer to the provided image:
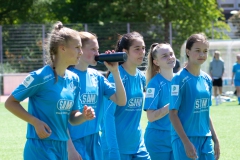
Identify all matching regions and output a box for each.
[0,101,240,160]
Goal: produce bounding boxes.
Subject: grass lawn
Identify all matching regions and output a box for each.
[1,101,240,160]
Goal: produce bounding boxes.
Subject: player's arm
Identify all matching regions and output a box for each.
[209,117,220,160]
[169,109,197,159]
[69,105,95,125]
[5,95,51,139]
[108,70,126,106]
[146,103,169,122]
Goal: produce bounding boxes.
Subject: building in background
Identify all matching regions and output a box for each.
[217,0,240,20]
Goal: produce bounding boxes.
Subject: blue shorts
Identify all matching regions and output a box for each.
[148,152,174,160]
[144,128,173,160]
[234,79,240,87]
[24,139,67,160]
[73,133,103,160]
[100,131,121,160]
[119,140,150,160]
[172,137,214,160]
[120,151,150,160]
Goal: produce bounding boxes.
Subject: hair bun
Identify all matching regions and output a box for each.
[54,21,63,31]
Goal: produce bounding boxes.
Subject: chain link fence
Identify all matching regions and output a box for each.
[0,20,240,95]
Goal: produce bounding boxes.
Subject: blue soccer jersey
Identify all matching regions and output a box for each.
[169,68,212,142]
[12,65,80,141]
[144,73,173,157]
[232,63,240,80]
[68,68,115,140]
[102,65,146,155]
[144,73,171,131]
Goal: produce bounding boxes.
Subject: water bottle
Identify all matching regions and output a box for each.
[94,52,127,62]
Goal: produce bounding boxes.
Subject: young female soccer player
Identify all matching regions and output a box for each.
[4,21,95,160]
[101,31,150,160]
[67,31,126,160]
[144,43,176,160]
[169,33,220,160]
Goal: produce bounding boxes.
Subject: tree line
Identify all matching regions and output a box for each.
[0,0,233,71]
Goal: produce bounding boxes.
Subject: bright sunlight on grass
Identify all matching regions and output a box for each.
[1,101,240,160]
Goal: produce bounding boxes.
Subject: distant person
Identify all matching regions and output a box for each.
[169,33,220,160]
[209,51,224,105]
[231,54,240,105]
[173,58,180,73]
[4,21,95,160]
[144,43,175,160]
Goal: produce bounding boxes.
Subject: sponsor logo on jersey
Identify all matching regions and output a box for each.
[145,88,155,98]
[194,98,209,113]
[80,93,97,104]
[171,85,179,96]
[57,99,74,111]
[128,97,143,108]
[23,75,34,88]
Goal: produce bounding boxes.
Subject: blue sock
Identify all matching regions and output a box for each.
[238,97,240,103]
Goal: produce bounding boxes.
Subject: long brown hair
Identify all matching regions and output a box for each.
[106,31,143,78]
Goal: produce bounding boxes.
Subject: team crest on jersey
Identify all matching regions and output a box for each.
[57,99,74,111]
[23,75,34,88]
[146,88,155,98]
[171,85,179,96]
[80,93,97,104]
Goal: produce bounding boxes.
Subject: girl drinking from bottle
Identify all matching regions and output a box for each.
[101,31,150,160]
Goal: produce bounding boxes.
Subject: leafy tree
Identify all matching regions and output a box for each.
[147,0,230,56]
[0,0,231,72]
[0,0,33,24]
[46,0,230,57]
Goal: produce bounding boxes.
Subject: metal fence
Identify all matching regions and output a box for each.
[0,20,240,95]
